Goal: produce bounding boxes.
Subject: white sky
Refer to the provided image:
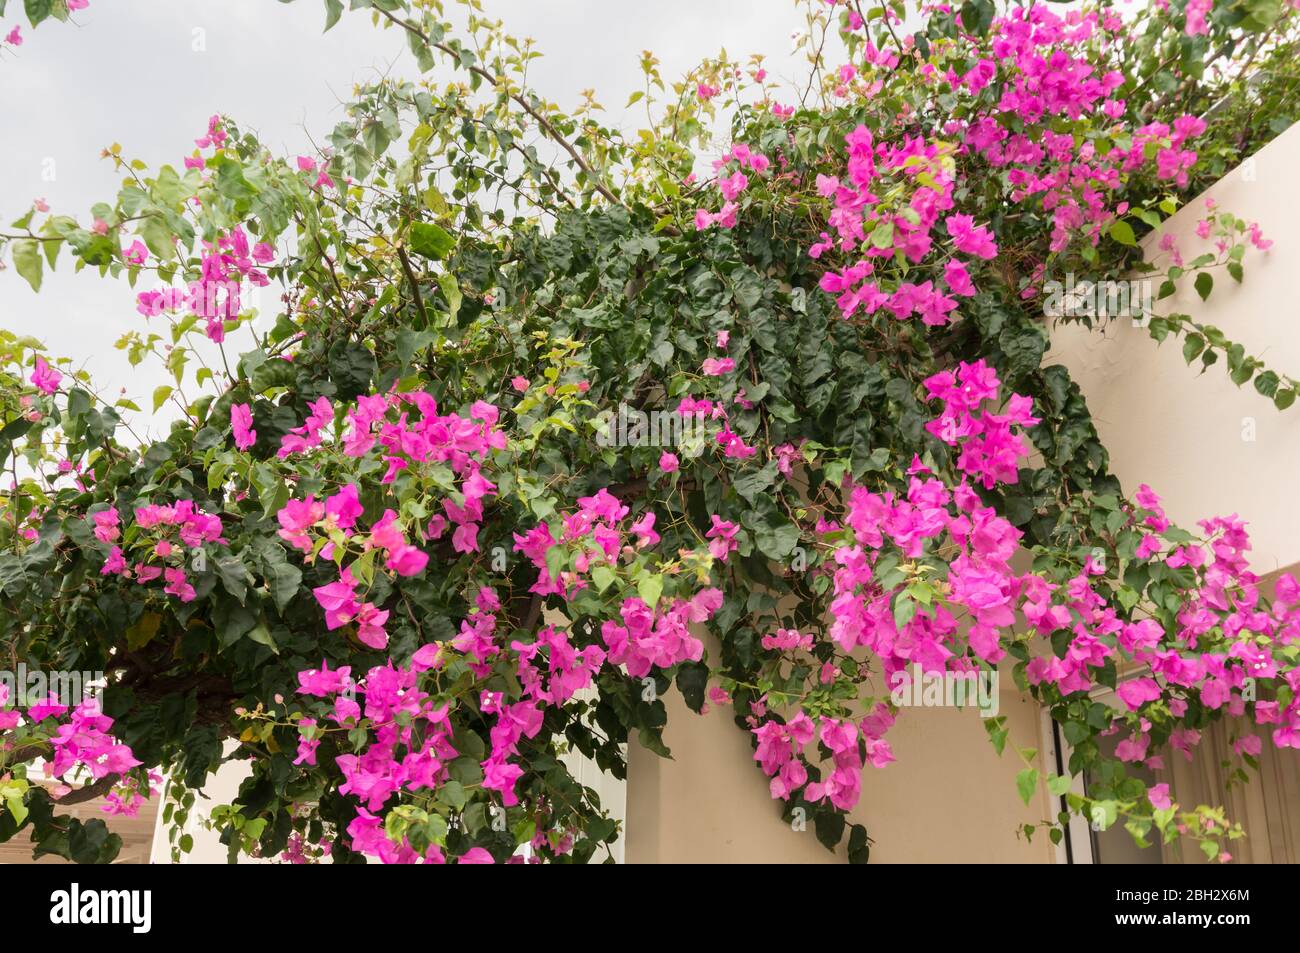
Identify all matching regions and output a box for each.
[0,0,810,434]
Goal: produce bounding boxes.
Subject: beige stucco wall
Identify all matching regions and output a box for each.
[625,123,1300,864]
[1049,121,1300,574]
[627,683,1056,864]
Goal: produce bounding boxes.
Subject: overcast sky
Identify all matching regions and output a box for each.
[0,0,808,434]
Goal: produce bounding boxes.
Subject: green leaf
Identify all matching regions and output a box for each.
[24,0,53,27]
[984,716,1009,756]
[892,592,916,629]
[323,0,343,31]
[674,660,708,713]
[12,238,42,292]
[733,461,777,504]
[254,538,303,613]
[141,216,176,262]
[1016,767,1039,805]
[1108,220,1137,247]
[409,222,455,260]
[152,385,173,412]
[869,220,895,249]
[213,600,257,647]
[125,612,162,651]
[246,620,278,654]
[215,554,252,603]
[1090,800,1118,831]
[846,823,870,864]
[636,572,663,609]
[591,564,617,593]
[438,272,462,321]
[1194,271,1213,302]
[1253,370,1280,398]
[814,809,845,850]
[4,791,28,827]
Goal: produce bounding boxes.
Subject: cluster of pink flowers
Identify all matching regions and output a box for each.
[310,566,392,650]
[294,154,336,190]
[744,361,1300,819]
[751,704,896,809]
[514,623,606,705]
[1,688,148,817]
[44,699,141,780]
[231,402,256,450]
[135,224,274,341]
[1185,0,1213,36]
[827,462,1027,683]
[291,455,738,859]
[294,579,609,862]
[277,395,334,457]
[923,359,1040,489]
[97,500,226,602]
[809,3,1222,319]
[814,125,981,324]
[129,116,277,337]
[337,390,506,493]
[279,391,504,649]
[952,5,1207,252]
[512,488,631,598]
[694,143,771,231]
[600,588,722,678]
[295,659,463,863]
[299,497,462,651]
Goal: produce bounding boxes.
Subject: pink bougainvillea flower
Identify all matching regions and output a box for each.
[1117,677,1162,711]
[943,259,976,297]
[122,240,148,266]
[1147,783,1173,811]
[313,570,361,629]
[706,514,739,561]
[297,661,351,697]
[630,511,660,547]
[101,546,128,576]
[1184,0,1212,35]
[231,403,257,451]
[386,544,429,577]
[31,356,61,395]
[718,170,748,202]
[163,567,196,602]
[355,603,391,649]
[945,215,999,259]
[294,718,320,766]
[28,696,69,721]
[324,483,364,531]
[277,496,324,553]
[91,507,120,543]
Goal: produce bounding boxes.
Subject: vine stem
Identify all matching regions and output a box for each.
[374,8,623,208]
